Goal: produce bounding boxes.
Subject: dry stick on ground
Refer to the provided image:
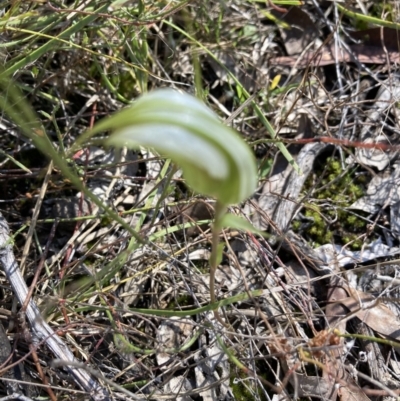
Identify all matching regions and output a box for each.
[0,212,110,401]
[19,220,58,400]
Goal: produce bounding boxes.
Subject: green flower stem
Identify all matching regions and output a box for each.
[209,201,229,325]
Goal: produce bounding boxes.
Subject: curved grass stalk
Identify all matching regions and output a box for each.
[337,4,400,29]
[73,290,263,317]
[99,290,262,355]
[335,330,400,349]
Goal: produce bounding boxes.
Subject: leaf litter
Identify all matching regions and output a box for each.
[2,1,400,400]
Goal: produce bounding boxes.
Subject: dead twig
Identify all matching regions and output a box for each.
[0,212,110,401]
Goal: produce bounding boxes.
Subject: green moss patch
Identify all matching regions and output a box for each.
[294,156,372,250]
